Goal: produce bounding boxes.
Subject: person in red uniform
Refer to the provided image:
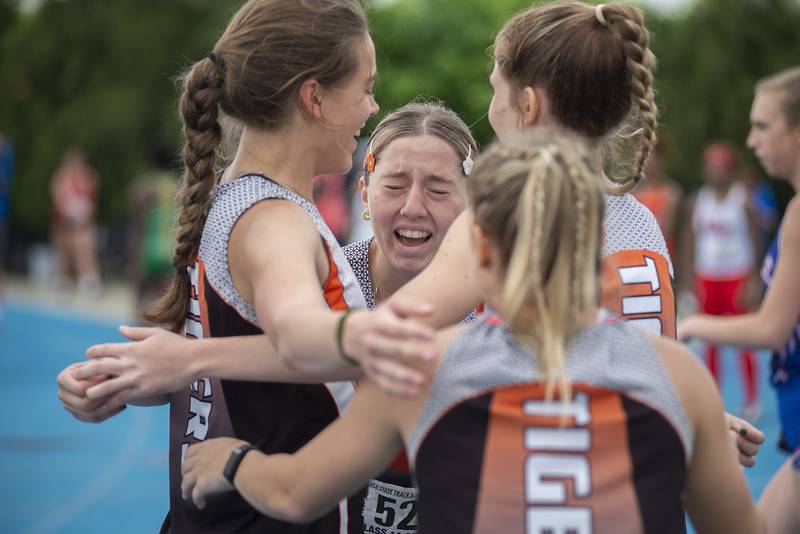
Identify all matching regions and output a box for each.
[682,141,762,420]
[50,148,102,294]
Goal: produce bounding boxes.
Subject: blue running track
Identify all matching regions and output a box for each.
[0,298,789,533]
[1,299,168,534]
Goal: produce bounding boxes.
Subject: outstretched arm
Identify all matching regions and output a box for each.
[71,325,359,409]
[179,325,459,519]
[679,197,800,350]
[60,199,440,419]
[181,378,406,520]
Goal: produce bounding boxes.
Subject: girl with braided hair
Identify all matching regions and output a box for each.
[681,66,800,533]
[61,0,760,483]
[182,130,786,533]
[57,1,444,533]
[63,1,672,399]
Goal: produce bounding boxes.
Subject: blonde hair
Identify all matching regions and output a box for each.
[757,66,800,128]
[468,129,605,404]
[494,1,657,193]
[362,100,478,183]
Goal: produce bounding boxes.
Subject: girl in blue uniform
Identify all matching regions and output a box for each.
[680,66,800,532]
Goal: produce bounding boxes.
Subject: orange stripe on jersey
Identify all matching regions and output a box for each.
[389,450,410,472]
[322,242,348,312]
[472,383,643,534]
[485,315,503,327]
[196,259,211,337]
[601,249,676,338]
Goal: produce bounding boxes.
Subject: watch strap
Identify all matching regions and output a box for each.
[223,443,258,486]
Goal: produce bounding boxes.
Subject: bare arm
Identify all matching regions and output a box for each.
[743,195,766,309]
[388,210,482,328]
[679,197,800,350]
[66,200,437,412]
[237,201,434,380]
[758,457,800,534]
[180,325,461,518]
[653,335,764,534]
[181,378,407,520]
[75,326,359,406]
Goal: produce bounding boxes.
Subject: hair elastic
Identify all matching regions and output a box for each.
[207,51,226,71]
[462,145,474,176]
[595,4,609,27]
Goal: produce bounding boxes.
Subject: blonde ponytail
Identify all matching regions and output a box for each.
[469,130,604,409]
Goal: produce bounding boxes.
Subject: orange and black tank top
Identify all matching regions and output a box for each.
[164,174,367,534]
[407,315,693,534]
[600,194,676,338]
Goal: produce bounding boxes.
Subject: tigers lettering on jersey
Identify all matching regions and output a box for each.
[601,250,675,338]
[185,260,208,340]
[523,392,592,532]
[180,259,214,465]
[471,383,644,534]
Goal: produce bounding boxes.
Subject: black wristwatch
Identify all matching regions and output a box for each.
[223,443,258,486]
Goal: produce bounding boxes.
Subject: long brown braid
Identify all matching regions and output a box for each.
[143,58,224,328]
[601,3,658,192]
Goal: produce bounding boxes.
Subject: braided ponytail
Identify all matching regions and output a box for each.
[144,57,225,330]
[470,131,604,413]
[602,3,658,193]
[494,0,658,194]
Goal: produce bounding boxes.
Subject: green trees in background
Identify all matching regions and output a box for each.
[1,0,799,239]
[0,0,232,237]
[654,0,800,197]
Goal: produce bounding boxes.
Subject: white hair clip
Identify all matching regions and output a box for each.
[462,145,474,176]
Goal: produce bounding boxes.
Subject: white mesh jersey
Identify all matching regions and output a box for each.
[692,183,754,279]
[167,173,367,534]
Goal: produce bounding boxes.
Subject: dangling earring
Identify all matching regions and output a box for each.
[362,209,370,221]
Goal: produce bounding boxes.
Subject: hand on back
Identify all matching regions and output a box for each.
[344,295,436,397]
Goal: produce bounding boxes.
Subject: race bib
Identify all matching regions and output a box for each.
[362,479,418,533]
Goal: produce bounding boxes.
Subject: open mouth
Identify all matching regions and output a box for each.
[394,228,433,247]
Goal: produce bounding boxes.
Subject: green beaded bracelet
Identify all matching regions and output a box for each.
[336,310,359,366]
